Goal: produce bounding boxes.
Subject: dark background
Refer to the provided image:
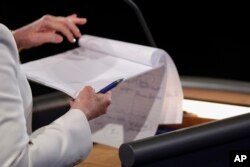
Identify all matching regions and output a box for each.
[1,0,249,97]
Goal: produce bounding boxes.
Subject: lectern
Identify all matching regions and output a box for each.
[119,113,250,167]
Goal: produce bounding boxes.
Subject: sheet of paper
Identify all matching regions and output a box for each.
[90,50,183,148]
[21,47,153,97]
[79,35,165,67]
[79,35,183,124]
[90,67,165,147]
[21,35,183,148]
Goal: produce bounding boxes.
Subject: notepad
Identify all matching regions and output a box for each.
[21,35,183,147]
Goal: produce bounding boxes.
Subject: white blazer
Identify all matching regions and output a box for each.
[0,24,92,167]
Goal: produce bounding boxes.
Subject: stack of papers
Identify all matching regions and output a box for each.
[21,35,183,147]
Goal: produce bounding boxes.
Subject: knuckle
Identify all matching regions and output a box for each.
[85,85,92,89]
[83,86,91,91]
[41,15,52,27]
[61,17,71,26]
[42,14,51,21]
[106,99,111,106]
[66,18,72,24]
[85,86,94,93]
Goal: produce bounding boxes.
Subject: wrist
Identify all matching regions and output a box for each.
[12,30,24,52]
[71,107,92,121]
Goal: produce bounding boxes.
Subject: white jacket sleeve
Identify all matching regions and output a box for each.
[25,109,92,167]
[0,24,92,167]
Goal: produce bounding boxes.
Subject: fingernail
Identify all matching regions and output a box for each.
[72,38,76,43]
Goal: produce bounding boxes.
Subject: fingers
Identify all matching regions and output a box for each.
[40,14,87,43]
[82,86,95,95]
[34,32,63,45]
[98,91,112,107]
[67,14,87,25]
[80,86,111,107]
[41,15,77,43]
[72,86,112,120]
[13,14,87,51]
[85,87,111,102]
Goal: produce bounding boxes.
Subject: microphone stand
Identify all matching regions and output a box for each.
[123,0,157,47]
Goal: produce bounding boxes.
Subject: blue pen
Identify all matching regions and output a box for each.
[97,78,124,93]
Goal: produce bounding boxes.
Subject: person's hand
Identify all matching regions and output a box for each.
[12,14,87,51]
[70,86,112,121]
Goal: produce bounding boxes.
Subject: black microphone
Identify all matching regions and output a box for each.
[123,0,157,47]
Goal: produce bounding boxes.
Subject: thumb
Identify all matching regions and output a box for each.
[34,32,63,45]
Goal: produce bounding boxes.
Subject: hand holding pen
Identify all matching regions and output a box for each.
[70,78,123,120]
